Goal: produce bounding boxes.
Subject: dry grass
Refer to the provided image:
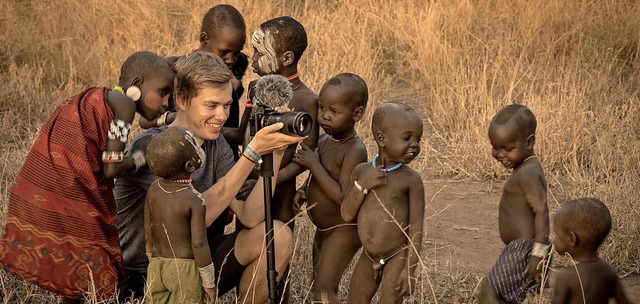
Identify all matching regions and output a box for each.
[1,0,639,302]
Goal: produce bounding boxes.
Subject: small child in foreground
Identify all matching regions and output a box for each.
[552,198,630,304]
[144,127,216,303]
[292,73,369,303]
[341,102,425,303]
[480,104,551,303]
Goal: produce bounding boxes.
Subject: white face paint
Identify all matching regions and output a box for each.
[251,28,279,74]
[184,129,206,165]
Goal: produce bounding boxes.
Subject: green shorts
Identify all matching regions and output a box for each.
[147,257,204,303]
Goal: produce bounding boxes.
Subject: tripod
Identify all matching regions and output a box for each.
[260,153,279,304]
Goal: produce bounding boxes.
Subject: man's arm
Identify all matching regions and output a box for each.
[202,123,304,226]
[230,149,285,228]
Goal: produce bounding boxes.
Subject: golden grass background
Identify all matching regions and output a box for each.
[1,0,639,302]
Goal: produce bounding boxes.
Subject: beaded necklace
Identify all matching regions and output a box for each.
[288,72,302,91]
[112,86,125,95]
[156,178,193,194]
[371,154,403,172]
[319,133,358,156]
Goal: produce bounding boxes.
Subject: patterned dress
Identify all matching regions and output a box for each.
[0,87,123,300]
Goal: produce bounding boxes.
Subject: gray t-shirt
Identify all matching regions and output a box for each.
[114,126,235,273]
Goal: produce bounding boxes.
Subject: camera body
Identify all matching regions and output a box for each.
[249,103,312,137]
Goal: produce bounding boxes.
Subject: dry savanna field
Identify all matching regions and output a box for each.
[1,0,639,303]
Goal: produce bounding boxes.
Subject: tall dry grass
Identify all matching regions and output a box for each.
[1,0,639,302]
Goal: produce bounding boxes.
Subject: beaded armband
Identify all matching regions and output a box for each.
[531,242,551,258]
[108,118,131,143]
[157,112,169,127]
[198,263,216,289]
[102,151,125,163]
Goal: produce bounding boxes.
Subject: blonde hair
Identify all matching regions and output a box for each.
[174,51,239,104]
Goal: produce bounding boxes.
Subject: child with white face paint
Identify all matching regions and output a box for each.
[245,16,320,228]
[245,16,321,303]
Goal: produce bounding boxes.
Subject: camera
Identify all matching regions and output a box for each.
[249,104,313,137]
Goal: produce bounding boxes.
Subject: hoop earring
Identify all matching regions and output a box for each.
[126,86,141,102]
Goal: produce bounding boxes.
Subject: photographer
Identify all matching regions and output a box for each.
[115,52,304,303]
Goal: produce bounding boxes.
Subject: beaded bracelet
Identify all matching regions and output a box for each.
[102,151,124,163]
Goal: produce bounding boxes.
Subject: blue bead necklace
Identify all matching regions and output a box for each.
[372,155,403,172]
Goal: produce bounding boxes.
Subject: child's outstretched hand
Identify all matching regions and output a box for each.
[204,287,217,304]
[293,189,308,214]
[292,142,319,169]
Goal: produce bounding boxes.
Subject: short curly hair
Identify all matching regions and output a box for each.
[259,16,308,62]
[147,127,202,179]
[491,104,537,139]
[561,197,612,250]
[201,4,246,35]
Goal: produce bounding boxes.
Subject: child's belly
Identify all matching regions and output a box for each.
[307,186,350,229]
[356,199,408,257]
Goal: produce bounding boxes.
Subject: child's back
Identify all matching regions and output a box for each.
[144,127,216,303]
[554,259,626,304]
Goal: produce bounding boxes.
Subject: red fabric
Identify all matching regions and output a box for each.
[0,88,123,300]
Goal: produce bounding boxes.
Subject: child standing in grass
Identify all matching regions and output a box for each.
[341,102,425,304]
[479,104,551,304]
[552,198,630,304]
[292,73,369,303]
[244,16,320,302]
[0,51,174,302]
[247,16,320,226]
[144,127,216,304]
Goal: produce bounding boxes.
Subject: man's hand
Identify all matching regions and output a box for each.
[293,189,308,214]
[292,143,319,169]
[251,122,305,155]
[204,287,217,304]
[526,256,543,282]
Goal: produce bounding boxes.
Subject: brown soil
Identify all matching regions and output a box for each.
[424,178,640,301]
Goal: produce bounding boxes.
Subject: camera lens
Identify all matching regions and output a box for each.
[264,111,313,136]
[293,113,312,137]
